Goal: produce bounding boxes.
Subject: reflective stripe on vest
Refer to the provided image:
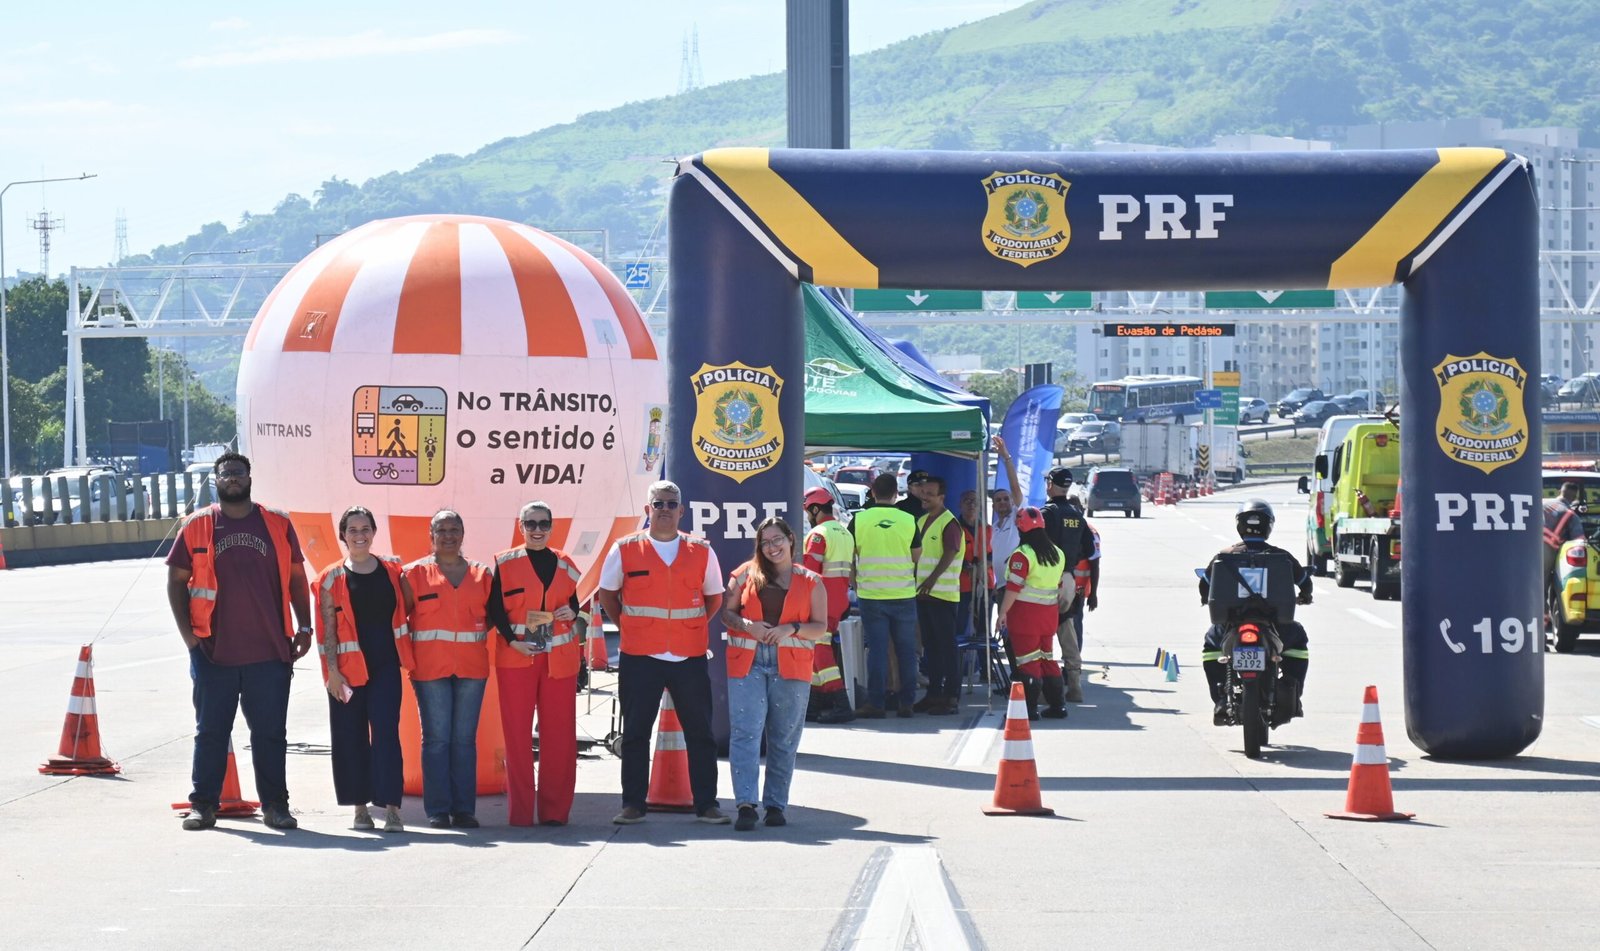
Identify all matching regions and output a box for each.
[492,546,582,676]
[403,556,492,680]
[314,556,412,687]
[615,532,712,657]
[1543,505,1575,549]
[1016,546,1066,606]
[412,629,489,644]
[726,563,820,681]
[916,509,965,602]
[806,519,854,576]
[183,504,296,642]
[622,605,707,620]
[854,509,917,600]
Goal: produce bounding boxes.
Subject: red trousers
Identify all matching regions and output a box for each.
[1005,601,1060,680]
[496,658,577,826]
[811,640,846,694]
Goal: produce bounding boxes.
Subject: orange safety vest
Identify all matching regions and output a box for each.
[314,556,413,686]
[726,562,820,682]
[403,557,492,681]
[615,531,713,657]
[960,522,994,594]
[492,546,582,678]
[181,504,297,642]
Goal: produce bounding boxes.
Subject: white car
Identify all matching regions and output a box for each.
[1239,398,1271,425]
[1054,413,1099,454]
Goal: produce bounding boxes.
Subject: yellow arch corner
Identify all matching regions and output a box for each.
[701,148,879,288]
[1327,147,1508,289]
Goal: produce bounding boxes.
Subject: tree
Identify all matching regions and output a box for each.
[964,370,1021,422]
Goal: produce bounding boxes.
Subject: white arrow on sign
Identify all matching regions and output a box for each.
[1044,292,1064,303]
[906,290,930,306]
[1256,290,1284,304]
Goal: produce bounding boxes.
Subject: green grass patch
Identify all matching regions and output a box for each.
[1240,433,1317,466]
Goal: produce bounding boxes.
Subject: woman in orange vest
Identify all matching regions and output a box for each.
[720,517,829,832]
[315,506,414,832]
[487,501,583,826]
[402,510,493,829]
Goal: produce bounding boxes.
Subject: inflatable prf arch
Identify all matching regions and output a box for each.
[667,147,1539,759]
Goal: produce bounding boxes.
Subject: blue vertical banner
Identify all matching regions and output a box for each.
[999,384,1064,507]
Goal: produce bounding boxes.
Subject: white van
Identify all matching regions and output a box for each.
[1300,414,1384,574]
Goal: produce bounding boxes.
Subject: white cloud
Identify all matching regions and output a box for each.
[209,17,251,32]
[180,28,520,69]
[0,99,118,117]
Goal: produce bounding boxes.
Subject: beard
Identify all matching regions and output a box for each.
[217,482,252,504]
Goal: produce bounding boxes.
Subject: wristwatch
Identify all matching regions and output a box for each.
[296,625,313,635]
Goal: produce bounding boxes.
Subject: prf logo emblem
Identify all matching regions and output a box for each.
[981,170,1071,267]
[690,362,784,483]
[352,386,446,485]
[1434,353,1529,474]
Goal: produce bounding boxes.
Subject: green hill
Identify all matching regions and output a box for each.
[139,0,1600,265]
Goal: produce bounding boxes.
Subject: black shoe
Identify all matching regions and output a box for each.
[1041,705,1069,719]
[854,704,887,719]
[1213,703,1228,727]
[764,807,786,827]
[451,813,480,829]
[734,805,758,832]
[262,804,298,830]
[181,805,217,831]
[817,701,856,725]
[897,703,914,718]
[428,815,452,829]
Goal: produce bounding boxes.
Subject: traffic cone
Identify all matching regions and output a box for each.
[0,533,8,569]
[645,690,694,812]
[39,645,120,775]
[1165,654,1180,682]
[171,739,260,817]
[983,682,1054,816]
[1326,686,1414,822]
[1152,648,1165,667]
[586,630,609,672]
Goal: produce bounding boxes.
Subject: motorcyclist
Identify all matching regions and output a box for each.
[1199,499,1312,727]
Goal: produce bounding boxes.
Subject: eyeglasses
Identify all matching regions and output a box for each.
[216,469,249,480]
[759,536,789,550]
[650,498,681,510]
[521,518,553,531]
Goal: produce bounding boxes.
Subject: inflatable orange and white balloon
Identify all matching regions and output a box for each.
[237,214,666,593]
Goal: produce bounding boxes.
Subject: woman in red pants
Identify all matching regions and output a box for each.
[998,508,1068,721]
[487,501,582,826]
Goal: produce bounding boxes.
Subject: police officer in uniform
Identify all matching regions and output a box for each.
[1543,481,1586,590]
[1041,467,1097,703]
[1198,499,1313,726]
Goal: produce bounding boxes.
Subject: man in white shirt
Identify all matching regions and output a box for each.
[596,480,727,825]
[989,435,1022,640]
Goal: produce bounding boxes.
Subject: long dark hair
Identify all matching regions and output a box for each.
[747,516,797,590]
[338,505,376,540]
[1018,526,1061,567]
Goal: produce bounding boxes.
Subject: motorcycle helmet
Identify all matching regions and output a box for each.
[1015,506,1046,533]
[1236,498,1274,539]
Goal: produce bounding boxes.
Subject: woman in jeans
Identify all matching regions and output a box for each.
[403,510,493,829]
[720,517,829,832]
[315,506,414,831]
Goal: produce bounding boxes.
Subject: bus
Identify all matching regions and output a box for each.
[1087,374,1204,422]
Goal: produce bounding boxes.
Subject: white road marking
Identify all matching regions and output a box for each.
[848,846,973,951]
[1347,607,1395,630]
[1581,716,1600,731]
[947,710,1002,767]
[98,654,188,673]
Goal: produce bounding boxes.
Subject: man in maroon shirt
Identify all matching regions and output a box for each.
[167,452,312,831]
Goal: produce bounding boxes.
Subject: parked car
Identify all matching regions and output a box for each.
[830,466,880,489]
[1066,420,1122,453]
[1293,400,1341,426]
[1345,389,1388,412]
[835,483,869,514]
[1239,398,1271,425]
[1558,374,1600,404]
[1329,394,1369,414]
[11,466,140,525]
[1074,466,1142,518]
[802,468,852,526]
[1276,387,1327,418]
[1539,375,1563,407]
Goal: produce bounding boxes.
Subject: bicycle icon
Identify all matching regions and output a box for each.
[373,462,401,481]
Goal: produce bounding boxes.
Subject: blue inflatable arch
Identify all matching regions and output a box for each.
[668,147,1540,759]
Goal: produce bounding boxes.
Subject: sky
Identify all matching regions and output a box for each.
[0,0,1019,275]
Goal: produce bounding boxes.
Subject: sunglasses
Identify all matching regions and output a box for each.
[521,518,553,531]
[650,499,681,510]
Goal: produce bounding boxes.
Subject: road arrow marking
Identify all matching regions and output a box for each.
[907,290,930,306]
[835,846,979,951]
[1347,607,1395,630]
[947,709,1002,767]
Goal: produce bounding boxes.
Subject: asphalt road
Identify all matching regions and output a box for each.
[3,482,1598,950]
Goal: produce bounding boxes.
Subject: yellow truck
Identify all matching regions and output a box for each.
[1316,420,1401,600]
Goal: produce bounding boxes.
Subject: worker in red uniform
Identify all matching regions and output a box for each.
[488,500,582,826]
[802,486,855,724]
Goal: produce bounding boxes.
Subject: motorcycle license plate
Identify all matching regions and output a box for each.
[1233,647,1266,672]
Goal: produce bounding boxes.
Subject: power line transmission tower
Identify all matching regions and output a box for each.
[114,209,129,265]
[30,210,64,277]
[678,25,703,94]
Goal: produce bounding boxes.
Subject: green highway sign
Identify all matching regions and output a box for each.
[1204,290,1336,309]
[853,289,984,312]
[1016,291,1092,310]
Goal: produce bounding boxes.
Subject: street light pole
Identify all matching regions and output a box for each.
[1,172,97,476]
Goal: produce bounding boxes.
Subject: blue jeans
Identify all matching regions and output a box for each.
[728,644,811,811]
[189,648,291,810]
[411,675,486,818]
[859,597,920,708]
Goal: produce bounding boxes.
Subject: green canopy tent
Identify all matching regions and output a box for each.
[802,284,986,456]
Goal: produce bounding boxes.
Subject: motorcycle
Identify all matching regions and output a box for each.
[1195,551,1308,759]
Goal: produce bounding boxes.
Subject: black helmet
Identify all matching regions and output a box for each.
[1236,498,1274,539]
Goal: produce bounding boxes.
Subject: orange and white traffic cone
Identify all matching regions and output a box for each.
[39,645,120,775]
[172,739,260,817]
[983,682,1054,816]
[645,690,694,812]
[0,533,8,569]
[1326,685,1414,822]
[586,630,609,673]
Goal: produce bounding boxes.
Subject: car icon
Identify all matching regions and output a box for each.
[390,394,424,412]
